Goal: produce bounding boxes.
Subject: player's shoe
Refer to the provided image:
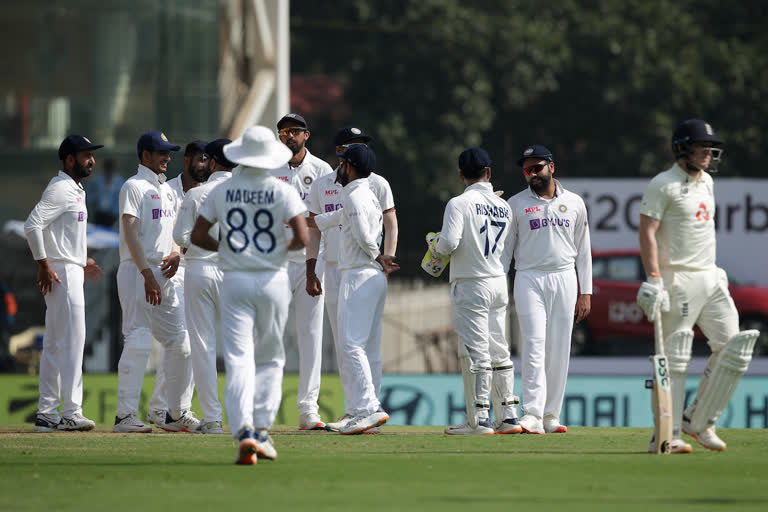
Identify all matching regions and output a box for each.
[113,414,152,433]
[363,426,381,434]
[255,430,278,460]
[58,413,95,431]
[519,414,545,434]
[647,435,693,454]
[339,410,389,435]
[543,415,567,434]
[34,413,61,432]
[235,427,257,465]
[495,417,523,434]
[146,408,167,427]
[325,414,354,432]
[199,421,224,434]
[161,411,202,433]
[445,418,494,435]
[682,420,726,451]
[299,412,326,430]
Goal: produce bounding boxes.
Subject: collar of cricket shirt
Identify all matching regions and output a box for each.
[57,170,85,190]
[137,164,167,185]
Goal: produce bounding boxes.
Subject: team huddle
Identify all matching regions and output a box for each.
[23,116,758,463]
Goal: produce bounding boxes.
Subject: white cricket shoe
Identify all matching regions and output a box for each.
[363,426,381,434]
[543,414,567,434]
[682,421,726,452]
[299,412,326,430]
[339,411,389,435]
[146,408,167,426]
[161,411,201,433]
[113,414,152,433]
[199,421,224,434]
[445,418,494,435]
[235,427,257,465]
[519,414,545,434]
[325,414,354,432]
[495,418,523,434]
[34,413,60,432]
[58,413,95,431]
[255,430,278,460]
[647,435,693,454]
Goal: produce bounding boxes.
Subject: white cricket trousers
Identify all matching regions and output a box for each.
[183,260,224,422]
[287,260,324,415]
[37,261,86,418]
[451,275,513,369]
[337,267,387,417]
[221,270,291,438]
[514,268,577,420]
[116,261,192,417]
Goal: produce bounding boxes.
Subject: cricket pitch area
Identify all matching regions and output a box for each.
[1,426,767,511]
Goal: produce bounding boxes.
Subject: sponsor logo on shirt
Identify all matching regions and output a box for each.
[696,203,710,221]
[529,217,571,230]
[524,206,541,214]
[276,176,288,182]
[152,208,175,220]
[150,194,160,200]
[324,203,341,213]
[303,176,313,185]
[325,190,338,195]
[77,212,85,222]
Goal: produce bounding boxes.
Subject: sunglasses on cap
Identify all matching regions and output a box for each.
[278,127,307,137]
[335,142,367,157]
[523,163,549,176]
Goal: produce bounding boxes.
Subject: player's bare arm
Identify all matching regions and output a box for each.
[35,258,61,295]
[190,216,218,252]
[84,257,104,283]
[123,213,162,306]
[305,212,322,297]
[639,214,661,276]
[287,214,309,251]
[382,208,398,257]
[575,294,591,323]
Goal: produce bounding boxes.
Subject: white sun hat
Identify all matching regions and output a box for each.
[223,125,292,169]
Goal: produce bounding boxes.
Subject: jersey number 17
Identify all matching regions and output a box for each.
[479,219,505,258]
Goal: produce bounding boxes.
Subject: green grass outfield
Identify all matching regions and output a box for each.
[1,426,766,512]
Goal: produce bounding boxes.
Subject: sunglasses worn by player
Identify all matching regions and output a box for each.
[523,163,549,176]
[335,142,368,157]
[278,127,307,137]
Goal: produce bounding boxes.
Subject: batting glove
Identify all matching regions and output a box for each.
[636,276,670,321]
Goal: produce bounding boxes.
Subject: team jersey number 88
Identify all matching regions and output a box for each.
[225,207,276,253]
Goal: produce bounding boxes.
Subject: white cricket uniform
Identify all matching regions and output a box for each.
[24,171,88,419]
[503,179,592,421]
[115,165,192,417]
[172,171,232,423]
[147,174,195,414]
[435,182,514,374]
[198,167,305,437]
[308,170,394,403]
[270,149,333,415]
[335,178,386,417]
[640,163,738,347]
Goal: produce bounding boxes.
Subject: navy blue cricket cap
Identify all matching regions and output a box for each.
[517,144,553,166]
[205,138,236,169]
[343,144,376,174]
[137,131,181,158]
[58,135,103,160]
[334,126,373,146]
[458,147,492,174]
[277,113,308,130]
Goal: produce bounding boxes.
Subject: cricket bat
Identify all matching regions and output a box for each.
[649,313,673,454]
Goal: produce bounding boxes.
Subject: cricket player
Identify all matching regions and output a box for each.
[190,125,308,464]
[501,144,592,434]
[146,140,207,429]
[637,119,759,452]
[271,113,334,430]
[306,127,398,433]
[425,148,521,435]
[330,144,399,435]
[113,131,200,433]
[24,135,105,432]
[172,139,236,434]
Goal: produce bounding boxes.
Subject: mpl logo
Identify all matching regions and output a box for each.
[150,194,160,200]
[524,206,541,214]
[325,189,338,195]
[276,176,289,182]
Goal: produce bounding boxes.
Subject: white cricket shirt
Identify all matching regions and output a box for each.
[338,178,383,271]
[502,180,592,294]
[24,171,88,266]
[118,165,178,266]
[270,148,333,263]
[640,163,716,271]
[198,167,306,272]
[308,170,394,263]
[173,171,232,262]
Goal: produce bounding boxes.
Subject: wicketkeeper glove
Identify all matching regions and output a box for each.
[420,232,450,277]
[636,275,670,321]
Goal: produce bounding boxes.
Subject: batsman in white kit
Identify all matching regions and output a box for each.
[113,131,199,433]
[425,147,522,435]
[637,119,759,453]
[191,126,308,464]
[172,139,237,434]
[502,144,592,434]
[24,135,105,432]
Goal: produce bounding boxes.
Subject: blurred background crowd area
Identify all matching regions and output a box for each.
[1,0,766,372]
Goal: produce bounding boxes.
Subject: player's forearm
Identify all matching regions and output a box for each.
[25,227,47,261]
[306,223,321,259]
[639,223,660,276]
[172,212,192,248]
[314,208,342,232]
[382,211,398,256]
[122,215,151,272]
